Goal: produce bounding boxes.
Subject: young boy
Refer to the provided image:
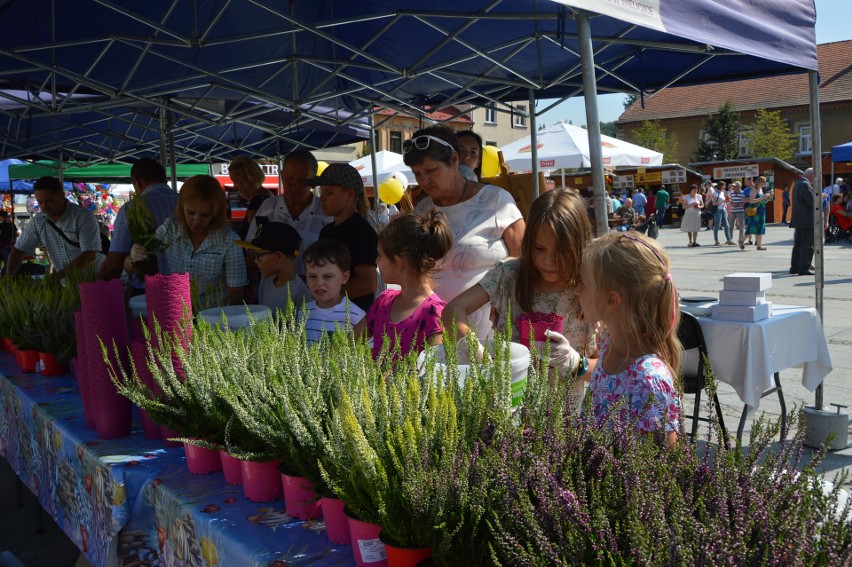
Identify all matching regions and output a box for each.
[235,220,308,313]
[302,238,365,344]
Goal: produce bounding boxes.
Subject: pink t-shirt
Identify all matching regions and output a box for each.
[366,290,446,360]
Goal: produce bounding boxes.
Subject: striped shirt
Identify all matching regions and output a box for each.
[729,189,745,213]
[303,298,365,345]
[155,218,248,309]
[15,201,102,272]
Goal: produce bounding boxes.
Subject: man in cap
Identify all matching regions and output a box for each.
[309,162,378,311]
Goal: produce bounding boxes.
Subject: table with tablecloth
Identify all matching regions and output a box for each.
[688,304,833,441]
[0,354,355,567]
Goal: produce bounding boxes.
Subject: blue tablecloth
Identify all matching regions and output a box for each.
[0,353,355,567]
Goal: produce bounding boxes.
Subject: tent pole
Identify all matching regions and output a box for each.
[577,10,608,236]
[158,106,168,173]
[529,89,539,199]
[167,109,177,189]
[369,113,379,211]
[277,154,284,195]
[809,69,824,411]
[58,150,64,186]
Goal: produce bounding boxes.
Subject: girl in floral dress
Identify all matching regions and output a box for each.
[575,231,681,446]
[443,190,598,403]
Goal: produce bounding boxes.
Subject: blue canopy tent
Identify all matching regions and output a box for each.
[832,142,852,163]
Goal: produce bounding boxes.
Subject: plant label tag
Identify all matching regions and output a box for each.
[357,538,387,563]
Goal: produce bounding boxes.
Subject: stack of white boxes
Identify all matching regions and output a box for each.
[710,272,773,322]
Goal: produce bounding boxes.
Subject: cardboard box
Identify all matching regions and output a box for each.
[719,290,767,306]
[711,302,773,322]
[722,272,772,292]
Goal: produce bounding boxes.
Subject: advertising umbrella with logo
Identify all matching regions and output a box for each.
[500,122,663,172]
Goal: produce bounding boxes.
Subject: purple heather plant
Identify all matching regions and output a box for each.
[480,372,852,567]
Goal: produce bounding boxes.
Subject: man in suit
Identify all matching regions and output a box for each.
[790,168,815,276]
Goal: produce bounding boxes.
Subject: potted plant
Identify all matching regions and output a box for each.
[124,192,166,282]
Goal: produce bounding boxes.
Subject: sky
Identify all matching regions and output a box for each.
[537,0,848,127]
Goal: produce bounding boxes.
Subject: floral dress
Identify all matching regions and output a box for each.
[589,331,680,433]
[744,187,767,235]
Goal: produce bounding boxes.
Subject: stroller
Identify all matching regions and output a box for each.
[636,215,659,239]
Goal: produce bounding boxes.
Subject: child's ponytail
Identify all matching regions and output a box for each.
[378,211,453,277]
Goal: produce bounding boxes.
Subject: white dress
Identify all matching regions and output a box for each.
[415,184,523,337]
[680,193,703,232]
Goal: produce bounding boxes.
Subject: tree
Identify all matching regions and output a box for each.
[627,120,677,162]
[696,100,740,161]
[600,121,617,137]
[744,108,797,162]
[623,93,639,110]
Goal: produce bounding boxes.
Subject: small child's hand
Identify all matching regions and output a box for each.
[544,329,582,377]
[458,334,486,364]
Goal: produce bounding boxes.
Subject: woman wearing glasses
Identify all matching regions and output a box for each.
[405,126,525,338]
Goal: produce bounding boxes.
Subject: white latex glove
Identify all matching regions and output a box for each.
[543,329,581,377]
[457,334,486,364]
[130,243,149,263]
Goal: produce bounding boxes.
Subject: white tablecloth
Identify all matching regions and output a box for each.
[694,305,833,411]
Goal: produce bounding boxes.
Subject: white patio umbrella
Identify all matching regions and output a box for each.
[500,122,663,172]
[349,150,412,186]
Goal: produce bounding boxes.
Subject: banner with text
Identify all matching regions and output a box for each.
[712,164,759,180]
[635,171,662,184]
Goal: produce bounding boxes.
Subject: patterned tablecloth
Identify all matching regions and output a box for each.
[0,354,355,567]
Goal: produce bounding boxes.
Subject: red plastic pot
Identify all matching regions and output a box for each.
[17,349,40,373]
[39,352,69,376]
[380,532,432,567]
[240,459,282,502]
[321,497,351,545]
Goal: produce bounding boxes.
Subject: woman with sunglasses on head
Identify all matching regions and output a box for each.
[405,125,525,338]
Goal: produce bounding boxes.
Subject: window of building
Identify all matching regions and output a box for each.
[797,124,812,154]
[389,131,402,154]
[738,129,753,157]
[484,104,497,124]
[513,105,527,128]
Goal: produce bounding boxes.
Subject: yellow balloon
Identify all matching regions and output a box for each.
[378,178,405,205]
[481,145,501,178]
[316,161,329,176]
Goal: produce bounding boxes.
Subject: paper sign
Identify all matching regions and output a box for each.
[612,175,634,189]
[712,164,759,180]
[574,177,584,184]
[358,538,387,563]
[635,171,662,184]
[661,170,686,184]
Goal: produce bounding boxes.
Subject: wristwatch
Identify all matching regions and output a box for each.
[576,355,589,377]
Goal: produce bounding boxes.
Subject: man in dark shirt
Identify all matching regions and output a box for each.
[0,210,17,269]
[790,168,815,276]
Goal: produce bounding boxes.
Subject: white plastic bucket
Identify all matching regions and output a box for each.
[197,305,272,330]
[417,341,529,407]
[129,294,148,319]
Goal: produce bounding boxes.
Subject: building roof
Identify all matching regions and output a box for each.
[375,105,472,124]
[619,41,852,124]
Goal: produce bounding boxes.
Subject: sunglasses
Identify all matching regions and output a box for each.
[402,135,455,154]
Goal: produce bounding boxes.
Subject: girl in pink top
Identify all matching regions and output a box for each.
[354,211,453,361]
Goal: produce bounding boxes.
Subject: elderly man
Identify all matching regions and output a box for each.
[98,158,178,289]
[246,149,332,275]
[790,168,815,276]
[5,176,103,277]
[615,197,637,230]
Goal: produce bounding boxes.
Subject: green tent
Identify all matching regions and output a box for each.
[7,161,210,180]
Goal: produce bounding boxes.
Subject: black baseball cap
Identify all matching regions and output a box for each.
[235,220,301,256]
[304,163,364,195]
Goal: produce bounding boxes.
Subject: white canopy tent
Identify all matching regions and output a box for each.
[348,150,412,186]
[500,122,663,172]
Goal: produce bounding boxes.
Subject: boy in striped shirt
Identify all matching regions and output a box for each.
[302,238,365,344]
[728,181,747,249]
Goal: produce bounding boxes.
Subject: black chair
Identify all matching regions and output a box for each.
[677,311,729,448]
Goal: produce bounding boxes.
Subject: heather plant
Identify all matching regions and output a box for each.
[319,326,523,558]
[486,366,852,566]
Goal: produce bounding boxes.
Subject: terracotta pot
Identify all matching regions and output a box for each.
[184,442,223,474]
[321,496,351,545]
[380,532,432,567]
[240,459,282,502]
[346,508,387,567]
[39,352,69,376]
[281,473,322,520]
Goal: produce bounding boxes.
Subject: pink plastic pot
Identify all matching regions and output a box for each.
[39,352,69,376]
[93,400,132,440]
[346,509,387,567]
[240,459,282,502]
[219,451,243,485]
[184,443,223,474]
[321,497,351,545]
[160,426,182,448]
[139,410,162,440]
[282,474,322,520]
